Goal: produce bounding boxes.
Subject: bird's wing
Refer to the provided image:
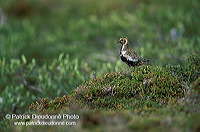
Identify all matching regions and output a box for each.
[124,49,141,62]
[123,54,139,63]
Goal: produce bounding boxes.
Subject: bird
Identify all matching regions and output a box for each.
[116,37,150,67]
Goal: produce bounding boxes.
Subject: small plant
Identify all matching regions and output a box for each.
[0,54,87,115]
[29,95,68,112]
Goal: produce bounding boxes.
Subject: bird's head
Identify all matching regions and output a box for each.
[117,37,128,45]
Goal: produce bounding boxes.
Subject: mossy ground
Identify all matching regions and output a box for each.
[1,55,200,132]
[75,66,184,110]
[0,0,200,131]
[26,55,199,132]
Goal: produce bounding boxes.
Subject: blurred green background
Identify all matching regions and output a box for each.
[0,0,200,131]
[1,0,199,65]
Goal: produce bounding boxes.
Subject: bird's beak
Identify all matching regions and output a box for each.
[116,41,120,44]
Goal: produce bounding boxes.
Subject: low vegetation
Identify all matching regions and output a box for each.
[0,0,199,131]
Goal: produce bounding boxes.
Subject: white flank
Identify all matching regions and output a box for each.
[124,55,138,62]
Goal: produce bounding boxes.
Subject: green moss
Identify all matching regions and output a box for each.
[75,66,185,110]
[29,53,199,112]
[167,53,200,84]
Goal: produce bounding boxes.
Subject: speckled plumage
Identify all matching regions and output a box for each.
[117,37,149,67]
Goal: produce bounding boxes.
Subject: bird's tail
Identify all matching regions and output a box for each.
[143,58,150,63]
[147,59,156,65]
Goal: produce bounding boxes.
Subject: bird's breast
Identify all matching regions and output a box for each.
[120,45,127,56]
[121,50,126,55]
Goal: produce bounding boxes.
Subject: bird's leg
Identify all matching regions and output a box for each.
[125,65,131,76]
[131,66,136,72]
[130,66,133,72]
[131,66,139,73]
[129,66,134,76]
